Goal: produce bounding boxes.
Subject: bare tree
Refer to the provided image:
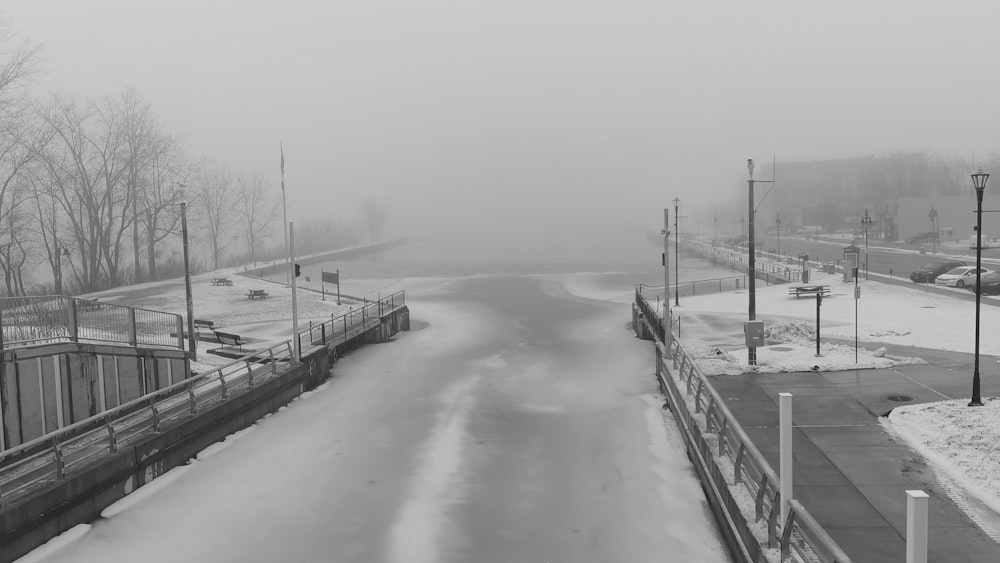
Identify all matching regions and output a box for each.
[197,163,239,270]
[237,170,279,261]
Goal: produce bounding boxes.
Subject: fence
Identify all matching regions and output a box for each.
[296,290,405,351]
[0,340,294,505]
[637,292,852,563]
[0,296,182,350]
[683,239,804,283]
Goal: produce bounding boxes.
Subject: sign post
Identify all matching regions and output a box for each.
[322,270,341,304]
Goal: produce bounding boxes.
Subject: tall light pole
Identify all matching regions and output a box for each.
[748,160,757,365]
[673,197,680,306]
[713,215,718,246]
[929,206,939,254]
[970,168,988,407]
[178,184,196,361]
[740,213,745,236]
[861,210,873,279]
[662,209,673,354]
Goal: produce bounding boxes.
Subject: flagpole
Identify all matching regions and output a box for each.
[281,143,290,286]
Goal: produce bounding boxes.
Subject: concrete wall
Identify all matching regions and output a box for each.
[0,305,408,563]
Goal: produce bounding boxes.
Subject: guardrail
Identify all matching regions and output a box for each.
[637,292,852,563]
[0,340,294,505]
[296,290,405,351]
[0,295,183,350]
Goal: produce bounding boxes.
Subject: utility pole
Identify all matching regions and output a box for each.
[747,158,775,366]
[673,197,680,306]
[663,209,672,354]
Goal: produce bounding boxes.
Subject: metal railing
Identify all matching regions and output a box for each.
[0,295,183,350]
[297,290,405,351]
[0,340,295,505]
[638,292,852,563]
[683,239,804,283]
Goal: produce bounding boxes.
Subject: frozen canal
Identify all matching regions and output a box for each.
[24,271,730,563]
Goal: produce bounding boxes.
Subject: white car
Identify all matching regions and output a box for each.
[934,266,993,288]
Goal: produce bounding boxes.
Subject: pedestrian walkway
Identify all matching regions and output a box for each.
[708,349,1000,562]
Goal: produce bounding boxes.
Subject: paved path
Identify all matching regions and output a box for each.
[709,346,1000,562]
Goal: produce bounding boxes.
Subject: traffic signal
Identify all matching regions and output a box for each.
[294,264,301,277]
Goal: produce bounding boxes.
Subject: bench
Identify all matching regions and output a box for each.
[788,285,831,299]
[194,319,215,332]
[247,289,268,300]
[210,278,234,286]
[213,331,244,351]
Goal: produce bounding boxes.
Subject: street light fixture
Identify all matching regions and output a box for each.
[970,168,988,407]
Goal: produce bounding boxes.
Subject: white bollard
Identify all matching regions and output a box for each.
[779,392,793,527]
[906,490,928,563]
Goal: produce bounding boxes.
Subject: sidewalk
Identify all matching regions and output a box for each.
[708,348,1000,562]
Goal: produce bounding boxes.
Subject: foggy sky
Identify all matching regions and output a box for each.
[4,0,1000,263]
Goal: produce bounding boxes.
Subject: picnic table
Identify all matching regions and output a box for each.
[788,284,831,299]
[210,277,233,286]
[247,289,268,300]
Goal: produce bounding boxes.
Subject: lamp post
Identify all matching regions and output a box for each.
[740,213,745,236]
[929,206,939,254]
[747,160,757,365]
[673,197,680,306]
[713,215,718,247]
[970,168,988,407]
[178,184,196,361]
[861,210,873,279]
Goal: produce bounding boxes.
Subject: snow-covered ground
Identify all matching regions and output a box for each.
[644,267,1000,523]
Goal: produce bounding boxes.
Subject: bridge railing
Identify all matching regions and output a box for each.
[0,295,183,350]
[0,340,294,505]
[296,290,405,350]
[639,292,852,563]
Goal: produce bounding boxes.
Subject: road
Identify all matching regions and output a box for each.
[759,234,1000,281]
[26,274,730,563]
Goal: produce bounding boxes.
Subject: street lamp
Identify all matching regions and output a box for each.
[929,206,939,254]
[673,197,680,306]
[861,210,873,279]
[970,168,988,407]
[713,215,718,247]
[740,213,745,236]
[177,184,197,362]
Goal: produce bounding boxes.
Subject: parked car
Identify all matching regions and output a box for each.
[906,231,940,244]
[964,270,1000,295]
[909,260,966,283]
[934,266,993,288]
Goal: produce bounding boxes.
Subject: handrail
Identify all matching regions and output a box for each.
[0,339,296,503]
[296,290,405,351]
[636,292,851,563]
[0,295,183,350]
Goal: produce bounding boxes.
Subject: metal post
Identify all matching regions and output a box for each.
[972,181,985,406]
[779,392,793,527]
[290,221,300,362]
[906,490,928,563]
[663,209,673,354]
[181,201,196,361]
[748,160,757,365]
[674,197,680,307]
[815,293,822,357]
